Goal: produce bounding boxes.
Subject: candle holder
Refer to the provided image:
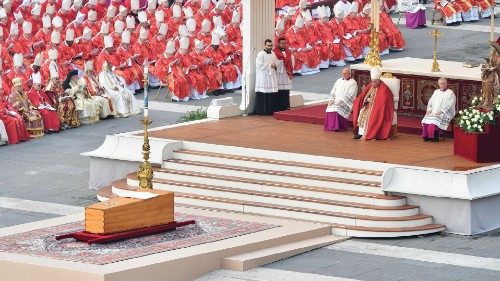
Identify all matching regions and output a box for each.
[365,23,382,67]
[137,116,153,189]
[137,67,153,190]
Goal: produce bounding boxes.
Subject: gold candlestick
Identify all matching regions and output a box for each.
[365,23,382,67]
[137,70,153,190]
[431,27,442,72]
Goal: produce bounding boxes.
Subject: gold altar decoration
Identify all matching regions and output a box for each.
[137,117,153,189]
[365,23,382,68]
[137,69,154,190]
[430,27,442,72]
[382,72,395,78]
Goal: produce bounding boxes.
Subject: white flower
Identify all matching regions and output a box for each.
[466,120,471,125]
[479,127,483,132]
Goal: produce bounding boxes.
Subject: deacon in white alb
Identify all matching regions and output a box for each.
[421,77,456,142]
[254,39,279,116]
[324,67,358,132]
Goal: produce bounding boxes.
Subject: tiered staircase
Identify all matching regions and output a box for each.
[97,145,445,237]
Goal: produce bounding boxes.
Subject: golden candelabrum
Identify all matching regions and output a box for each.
[365,23,382,68]
[137,69,153,189]
[430,27,442,72]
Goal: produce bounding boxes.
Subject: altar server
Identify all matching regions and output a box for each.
[421,77,456,142]
[254,39,279,116]
[324,67,358,132]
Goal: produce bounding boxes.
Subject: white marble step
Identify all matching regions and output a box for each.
[222,235,346,271]
[152,168,404,206]
[160,160,383,195]
[126,177,419,217]
[171,150,381,182]
[170,196,433,229]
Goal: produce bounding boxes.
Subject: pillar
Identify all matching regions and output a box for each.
[240,0,275,113]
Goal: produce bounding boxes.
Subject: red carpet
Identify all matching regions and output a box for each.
[273,104,453,137]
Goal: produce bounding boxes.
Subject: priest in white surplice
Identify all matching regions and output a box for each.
[324,67,358,132]
[421,77,456,142]
[254,39,279,116]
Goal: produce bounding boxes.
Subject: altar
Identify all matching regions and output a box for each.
[351,57,482,119]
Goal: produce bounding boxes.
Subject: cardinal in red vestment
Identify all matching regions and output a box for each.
[0,87,30,144]
[27,75,61,133]
[352,68,394,140]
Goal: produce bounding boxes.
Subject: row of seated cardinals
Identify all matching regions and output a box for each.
[0,0,405,102]
[277,0,399,13]
[275,0,405,74]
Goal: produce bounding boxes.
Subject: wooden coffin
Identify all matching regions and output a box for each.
[85,190,174,234]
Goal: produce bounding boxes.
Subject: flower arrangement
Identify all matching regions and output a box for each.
[457,95,499,133]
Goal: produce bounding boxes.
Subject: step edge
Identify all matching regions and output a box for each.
[175,149,384,176]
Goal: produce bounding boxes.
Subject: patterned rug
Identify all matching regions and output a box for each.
[0,213,278,265]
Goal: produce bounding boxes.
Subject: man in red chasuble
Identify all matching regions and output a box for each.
[352,68,394,140]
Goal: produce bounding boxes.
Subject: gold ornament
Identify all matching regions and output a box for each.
[430,27,442,72]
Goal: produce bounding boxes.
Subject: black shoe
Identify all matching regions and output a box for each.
[148,85,160,90]
[431,133,439,142]
[423,137,430,142]
[353,134,362,140]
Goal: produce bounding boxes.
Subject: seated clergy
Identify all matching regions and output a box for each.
[352,68,394,140]
[325,67,358,132]
[98,62,141,117]
[27,73,61,133]
[421,77,456,142]
[62,70,101,125]
[9,77,45,138]
[0,120,7,145]
[82,61,116,119]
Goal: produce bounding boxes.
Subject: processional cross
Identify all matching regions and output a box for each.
[430,27,442,72]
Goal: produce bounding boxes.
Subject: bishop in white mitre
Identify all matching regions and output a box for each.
[324,67,358,132]
[254,39,279,116]
[421,77,456,142]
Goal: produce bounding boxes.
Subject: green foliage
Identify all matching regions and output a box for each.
[176,108,208,123]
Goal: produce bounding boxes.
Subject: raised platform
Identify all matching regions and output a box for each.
[0,207,343,281]
[145,116,482,171]
[273,103,454,137]
[84,116,500,236]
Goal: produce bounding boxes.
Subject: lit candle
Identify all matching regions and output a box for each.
[144,66,149,118]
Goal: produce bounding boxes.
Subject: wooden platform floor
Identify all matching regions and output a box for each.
[147,116,495,171]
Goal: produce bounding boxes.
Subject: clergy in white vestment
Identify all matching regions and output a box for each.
[421,77,456,142]
[254,39,279,116]
[0,120,8,145]
[98,62,141,118]
[63,70,101,125]
[324,67,358,132]
[83,61,115,119]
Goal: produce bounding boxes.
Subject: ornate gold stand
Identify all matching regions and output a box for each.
[365,24,382,68]
[137,69,153,190]
[430,27,442,72]
[137,117,153,189]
